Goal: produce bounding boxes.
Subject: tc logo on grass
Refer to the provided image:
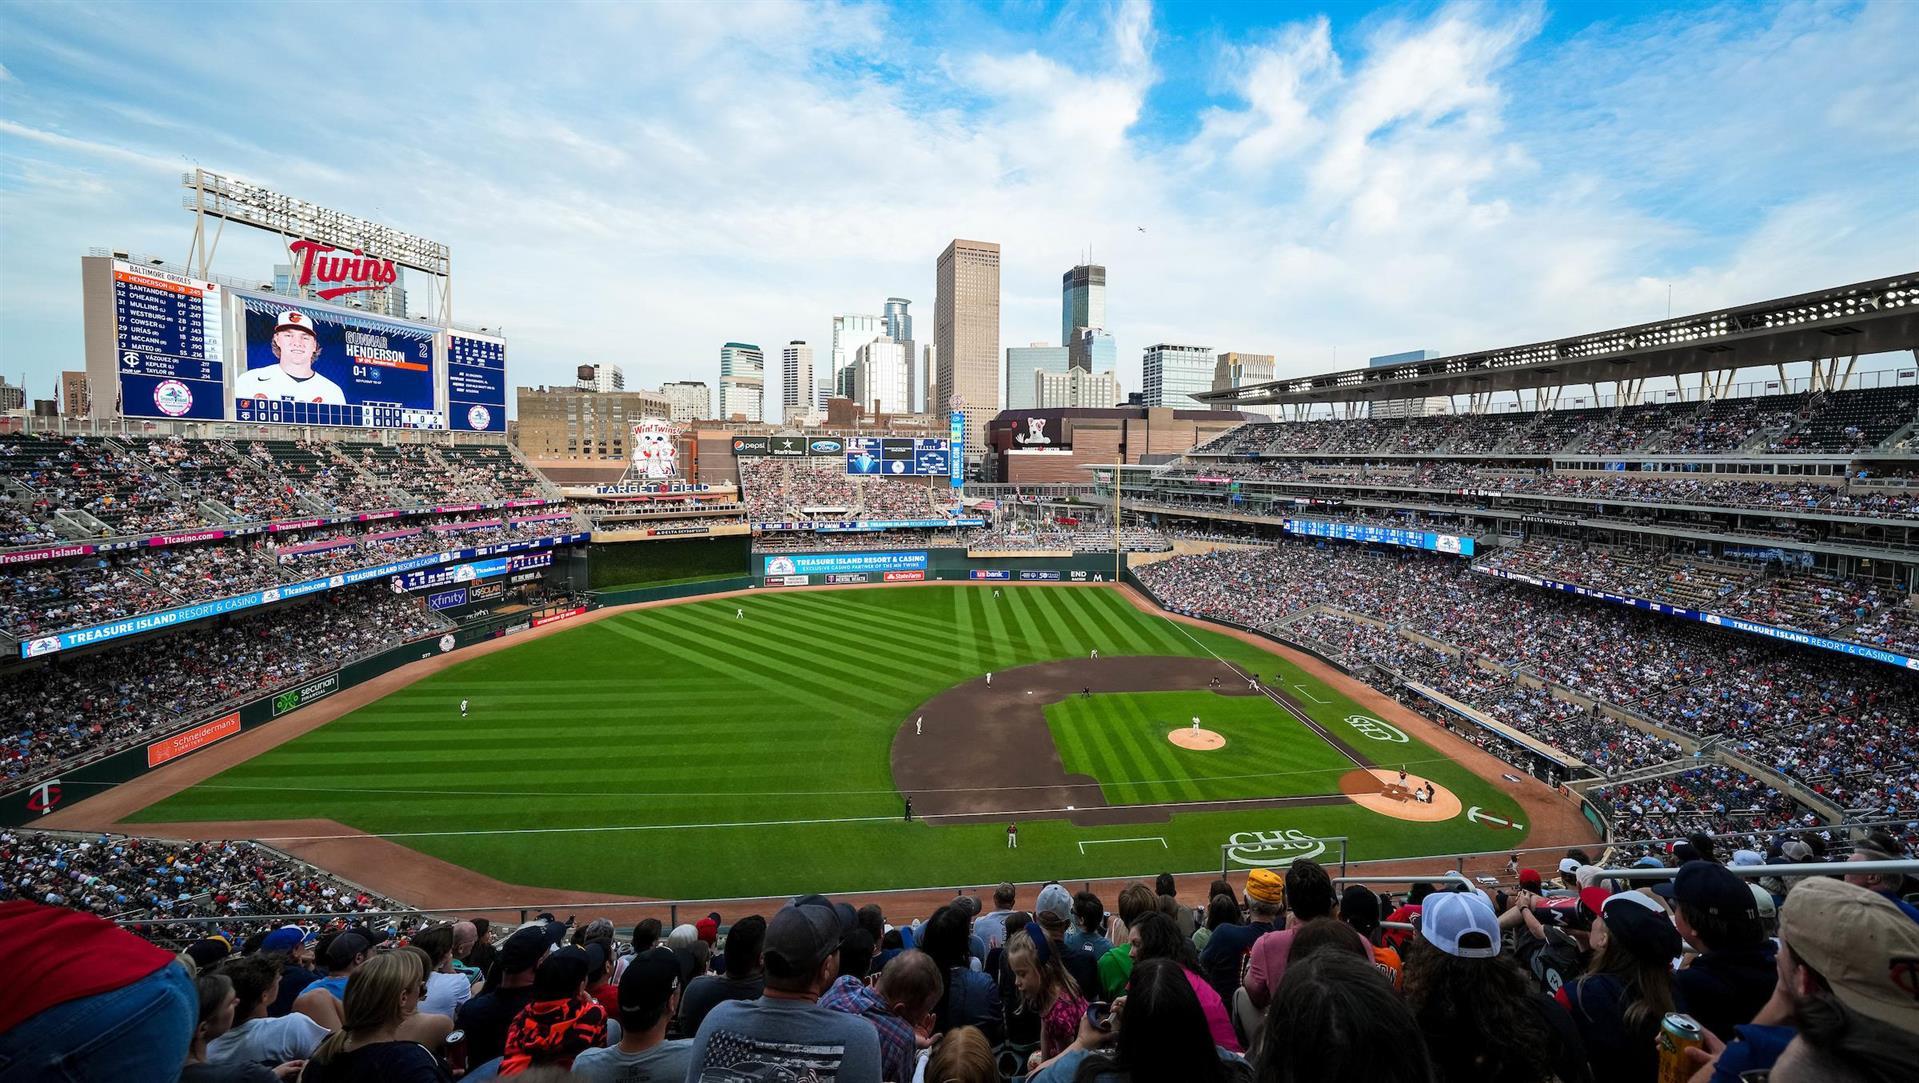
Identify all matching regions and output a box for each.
[1343,714,1409,743]
[1226,829,1327,866]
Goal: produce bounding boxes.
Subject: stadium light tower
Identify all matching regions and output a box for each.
[181,168,454,326]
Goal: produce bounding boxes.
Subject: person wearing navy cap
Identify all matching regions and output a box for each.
[683,901,882,1082]
[1557,889,1682,1081]
[1660,860,1776,1041]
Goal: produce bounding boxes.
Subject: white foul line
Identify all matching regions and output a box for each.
[1078,836,1169,853]
[1292,683,1331,704]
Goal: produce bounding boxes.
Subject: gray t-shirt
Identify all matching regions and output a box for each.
[687,996,882,1082]
[569,1038,694,1082]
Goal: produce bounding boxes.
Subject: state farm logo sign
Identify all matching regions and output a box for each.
[288,239,398,301]
[1225,828,1327,866]
[1344,714,1408,743]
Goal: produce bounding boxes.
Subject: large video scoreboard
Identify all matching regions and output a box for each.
[84,255,508,431]
[109,262,228,421]
[845,437,951,477]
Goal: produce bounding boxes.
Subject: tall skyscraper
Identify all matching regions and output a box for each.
[781,341,814,422]
[830,313,886,405]
[853,338,911,414]
[1005,343,1072,411]
[660,381,711,422]
[883,298,913,347]
[883,298,915,408]
[935,238,1000,457]
[1061,264,1106,347]
[1069,327,1116,374]
[718,341,765,422]
[1142,343,1214,409]
[921,345,936,414]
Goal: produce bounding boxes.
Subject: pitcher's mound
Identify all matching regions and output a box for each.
[1340,768,1461,822]
[1169,728,1225,750]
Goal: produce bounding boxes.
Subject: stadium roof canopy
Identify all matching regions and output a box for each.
[1198,273,1919,408]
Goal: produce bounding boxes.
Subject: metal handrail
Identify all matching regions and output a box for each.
[1599,859,1919,881]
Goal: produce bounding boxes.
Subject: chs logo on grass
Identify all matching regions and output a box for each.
[1226,829,1327,866]
[1344,714,1409,743]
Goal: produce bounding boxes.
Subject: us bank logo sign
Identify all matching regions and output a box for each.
[1343,714,1408,743]
[1226,829,1328,866]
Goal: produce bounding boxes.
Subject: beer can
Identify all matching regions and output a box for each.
[444,1028,468,1074]
[1656,1012,1704,1083]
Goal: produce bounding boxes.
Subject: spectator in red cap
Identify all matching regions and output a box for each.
[696,913,720,946]
[0,899,197,1082]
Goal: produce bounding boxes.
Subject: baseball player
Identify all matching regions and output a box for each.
[1192,717,1201,734]
[986,671,992,686]
[1007,823,1018,849]
[239,310,347,404]
[736,607,743,620]
[1090,649,1098,660]
[916,716,923,736]
[460,698,469,718]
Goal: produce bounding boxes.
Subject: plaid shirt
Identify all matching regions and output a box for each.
[819,975,917,1082]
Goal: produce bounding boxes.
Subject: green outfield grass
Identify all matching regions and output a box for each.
[1047,691,1356,805]
[128,586,1531,899]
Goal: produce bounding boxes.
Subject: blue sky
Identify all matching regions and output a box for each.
[1,0,1915,411]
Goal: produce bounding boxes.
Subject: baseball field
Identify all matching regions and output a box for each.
[121,585,1540,899]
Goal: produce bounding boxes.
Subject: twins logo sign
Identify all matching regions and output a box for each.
[25,778,62,816]
[1225,828,1328,867]
[1343,714,1409,743]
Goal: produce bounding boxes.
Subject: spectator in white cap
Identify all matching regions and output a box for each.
[241,310,346,405]
[1401,889,1589,1083]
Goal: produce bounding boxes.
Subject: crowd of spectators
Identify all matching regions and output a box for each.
[1285,611,1687,777]
[1135,539,1918,826]
[1192,385,1911,459]
[1151,456,1919,522]
[0,513,576,639]
[1589,764,1825,844]
[740,458,949,521]
[13,838,1919,1082]
[1,591,449,788]
[0,434,555,546]
[2,830,401,937]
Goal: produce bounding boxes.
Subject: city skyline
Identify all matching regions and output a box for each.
[1,2,1915,415]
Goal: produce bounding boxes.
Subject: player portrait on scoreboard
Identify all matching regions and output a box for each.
[239,310,347,404]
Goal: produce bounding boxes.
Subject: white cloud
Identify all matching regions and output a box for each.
[0,0,1914,414]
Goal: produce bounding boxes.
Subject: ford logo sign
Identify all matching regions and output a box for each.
[810,439,842,453]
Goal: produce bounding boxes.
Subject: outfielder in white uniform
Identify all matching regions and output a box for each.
[241,310,347,405]
[460,699,469,717]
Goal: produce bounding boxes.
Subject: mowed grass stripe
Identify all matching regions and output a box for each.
[1114,692,1206,804]
[642,606,924,705]
[1055,585,1148,655]
[675,606,940,698]
[1049,696,1127,806]
[596,617,868,717]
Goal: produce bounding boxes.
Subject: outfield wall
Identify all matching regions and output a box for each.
[0,603,596,828]
[754,547,1119,587]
